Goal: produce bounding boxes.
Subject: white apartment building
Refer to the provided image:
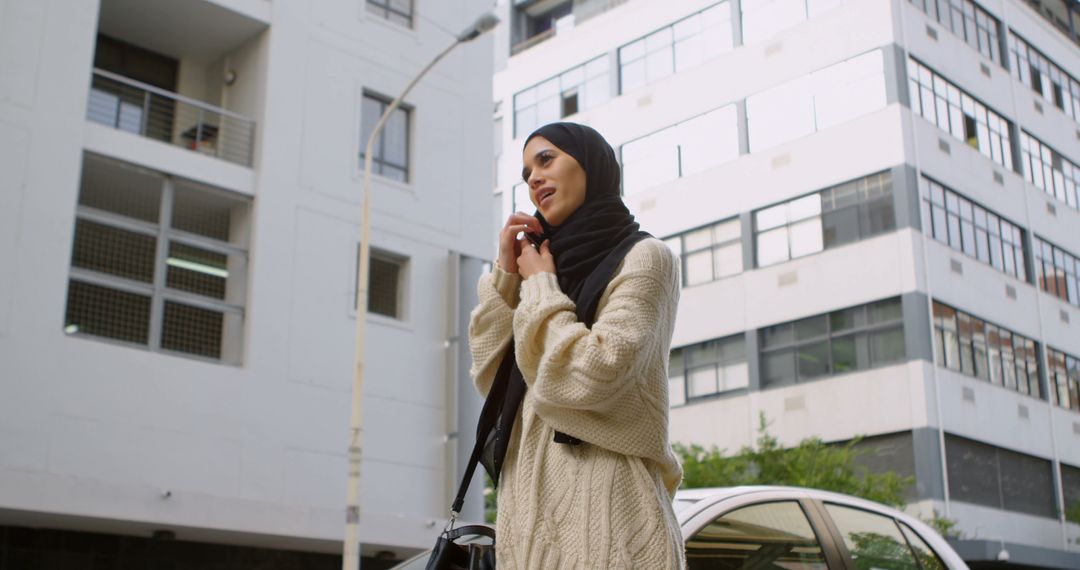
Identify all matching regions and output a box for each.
[0,0,494,566]
[493,0,1080,567]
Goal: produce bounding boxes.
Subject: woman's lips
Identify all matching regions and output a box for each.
[538,188,555,208]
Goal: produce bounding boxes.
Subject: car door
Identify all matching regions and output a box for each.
[809,500,954,570]
[680,491,847,569]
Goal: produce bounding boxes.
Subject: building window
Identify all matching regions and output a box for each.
[620,104,739,196]
[931,301,1041,398]
[909,0,1003,64]
[907,58,1014,172]
[669,334,747,406]
[1009,31,1080,122]
[945,434,1056,518]
[366,0,412,27]
[356,247,407,319]
[754,171,894,268]
[759,297,906,388]
[919,177,1027,281]
[664,218,742,287]
[513,55,610,138]
[1020,131,1080,211]
[740,0,847,45]
[360,92,410,182]
[747,50,886,152]
[1063,463,1080,519]
[64,154,249,363]
[513,0,572,51]
[618,2,734,93]
[1049,348,1080,413]
[1033,236,1080,307]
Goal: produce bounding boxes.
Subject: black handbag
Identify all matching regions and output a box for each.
[425,357,512,570]
[425,524,495,570]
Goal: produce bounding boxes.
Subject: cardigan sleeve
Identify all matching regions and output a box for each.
[467,265,522,396]
[511,240,677,413]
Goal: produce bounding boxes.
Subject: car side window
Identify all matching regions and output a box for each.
[686,500,828,569]
[824,503,920,570]
[898,522,946,570]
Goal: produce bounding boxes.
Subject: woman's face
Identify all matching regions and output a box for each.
[522,136,586,227]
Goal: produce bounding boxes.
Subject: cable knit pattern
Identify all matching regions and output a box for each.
[468,238,685,569]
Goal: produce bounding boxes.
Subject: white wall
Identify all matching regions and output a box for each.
[0,0,494,558]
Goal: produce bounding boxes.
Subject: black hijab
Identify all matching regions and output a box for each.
[478,122,651,486]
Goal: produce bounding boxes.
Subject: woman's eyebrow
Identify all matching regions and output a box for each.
[522,149,552,181]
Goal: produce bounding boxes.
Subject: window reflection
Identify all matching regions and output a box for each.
[919,177,1027,281]
[1033,236,1080,308]
[908,58,1014,171]
[748,50,885,152]
[619,2,733,93]
[622,105,738,195]
[760,297,906,387]
[670,334,747,404]
[1020,131,1080,211]
[513,56,611,138]
[755,171,894,267]
[932,301,1041,398]
[1009,31,1080,124]
[665,218,743,287]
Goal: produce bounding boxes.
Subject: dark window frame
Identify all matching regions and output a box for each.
[919,176,1028,281]
[1033,235,1080,307]
[669,333,748,405]
[759,297,907,388]
[1048,347,1080,413]
[360,91,412,183]
[931,300,1042,399]
[663,216,743,288]
[908,0,1004,64]
[366,0,413,27]
[753,171,895,268]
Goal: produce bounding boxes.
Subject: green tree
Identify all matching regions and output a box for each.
[674,413,912,508]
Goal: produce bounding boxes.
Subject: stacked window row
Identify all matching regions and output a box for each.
[669,334,747,406]
[660,170,895,289]
[755,171,895,268]
[1034,236,1080,308]
[932,301,1041,399]
[908,58,1014,172]
[1020,131,1080,211]
[621,50,887,195]
[1050,348,1080,413]
[908,0,1002,64]
[512,0,855,137]
[621,105,738,197]
[918,176,1026,281]
[664,218,743,287]
[1009,31,1080,124]
[760,297,906,388]
[669,297,906,406]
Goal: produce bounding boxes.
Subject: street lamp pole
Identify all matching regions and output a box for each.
[343,12,498,570]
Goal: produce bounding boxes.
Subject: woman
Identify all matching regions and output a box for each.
[468,122,685,569]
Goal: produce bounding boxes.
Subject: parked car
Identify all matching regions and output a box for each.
[392,485,968,569]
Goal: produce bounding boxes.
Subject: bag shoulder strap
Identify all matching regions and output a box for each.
[450,350,515,515]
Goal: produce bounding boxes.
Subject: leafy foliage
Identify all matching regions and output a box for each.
[674,413,912,508]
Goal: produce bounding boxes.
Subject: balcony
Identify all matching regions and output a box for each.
[88,69,256,167]
[89,0,270,168]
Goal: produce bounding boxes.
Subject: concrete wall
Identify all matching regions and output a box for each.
[0,0,494,558]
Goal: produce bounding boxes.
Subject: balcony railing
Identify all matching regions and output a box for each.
[87,68,256,167]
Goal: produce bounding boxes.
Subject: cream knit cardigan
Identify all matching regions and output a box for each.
[468,237,686,570]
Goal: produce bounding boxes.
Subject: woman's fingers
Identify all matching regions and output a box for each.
[504,212,541,234]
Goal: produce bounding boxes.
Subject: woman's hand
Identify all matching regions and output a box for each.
[498,212,543,273]
[517,239,555,279]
